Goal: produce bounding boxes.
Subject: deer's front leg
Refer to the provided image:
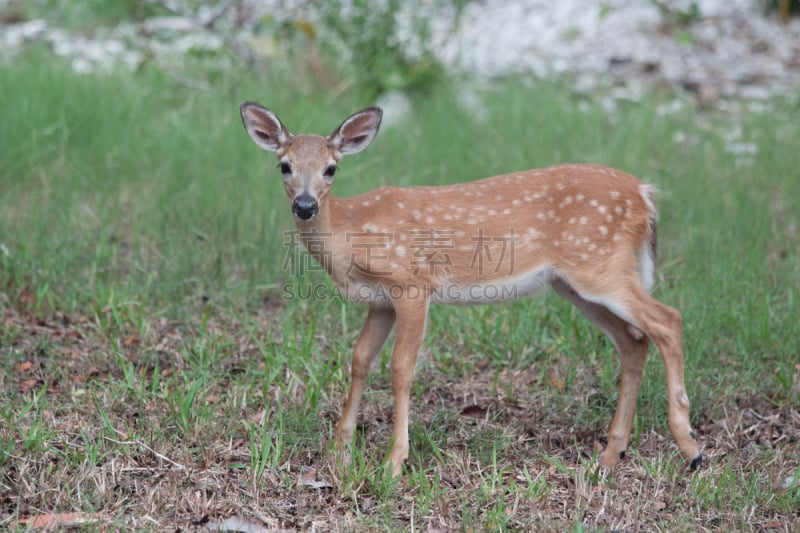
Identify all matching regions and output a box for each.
[335,306,396,446]
[386,298,429,477]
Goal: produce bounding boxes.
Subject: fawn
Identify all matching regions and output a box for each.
[239,102,702,477]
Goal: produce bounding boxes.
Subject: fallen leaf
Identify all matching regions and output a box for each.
[123,335,140,346]
[460,405,487,418]
[20,379,41,393]
[15,361,33,373]
[207,516,271,533]
[297,468,333,490]
[19,512,101,528]
[549,373,565,392]
[776,474,798,493]
[250,409,266,425]
[18,288,35,306]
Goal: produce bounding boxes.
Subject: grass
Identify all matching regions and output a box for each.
[1,50,799,530]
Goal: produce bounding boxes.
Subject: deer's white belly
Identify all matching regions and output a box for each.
[431,266,556,305]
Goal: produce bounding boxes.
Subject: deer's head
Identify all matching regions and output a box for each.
[240,103,383,221]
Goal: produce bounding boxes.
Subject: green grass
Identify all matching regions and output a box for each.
[1,51,799,530]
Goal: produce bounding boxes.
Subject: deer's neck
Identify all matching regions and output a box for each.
[293,194,348,277]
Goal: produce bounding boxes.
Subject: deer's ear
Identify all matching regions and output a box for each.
[240,102,292,152]
[328,107,383,155]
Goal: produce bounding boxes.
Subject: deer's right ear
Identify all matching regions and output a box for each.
[240,102,291,152]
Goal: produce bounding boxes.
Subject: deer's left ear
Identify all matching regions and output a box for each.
[328,107,383,155]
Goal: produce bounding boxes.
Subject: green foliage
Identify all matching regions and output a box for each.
[650,0,702,26]
[764,0,800,15]
[318,0,447,99]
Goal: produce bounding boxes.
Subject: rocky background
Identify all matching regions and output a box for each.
[2,0,799,106]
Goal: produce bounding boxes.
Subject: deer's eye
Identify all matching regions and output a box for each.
[323,165,337,179]
[279,161,292,174]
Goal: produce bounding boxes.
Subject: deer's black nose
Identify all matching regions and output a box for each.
[292,194,318,220]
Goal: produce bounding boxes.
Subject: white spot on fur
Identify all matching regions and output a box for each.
[397,201,405,209]
[610,190,620,199]
[396,246,406,257]
[525,228,541,240]
[599,226,608,235]
[580,216,588,224]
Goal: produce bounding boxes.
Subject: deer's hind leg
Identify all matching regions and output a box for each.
[551,278,650,467]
